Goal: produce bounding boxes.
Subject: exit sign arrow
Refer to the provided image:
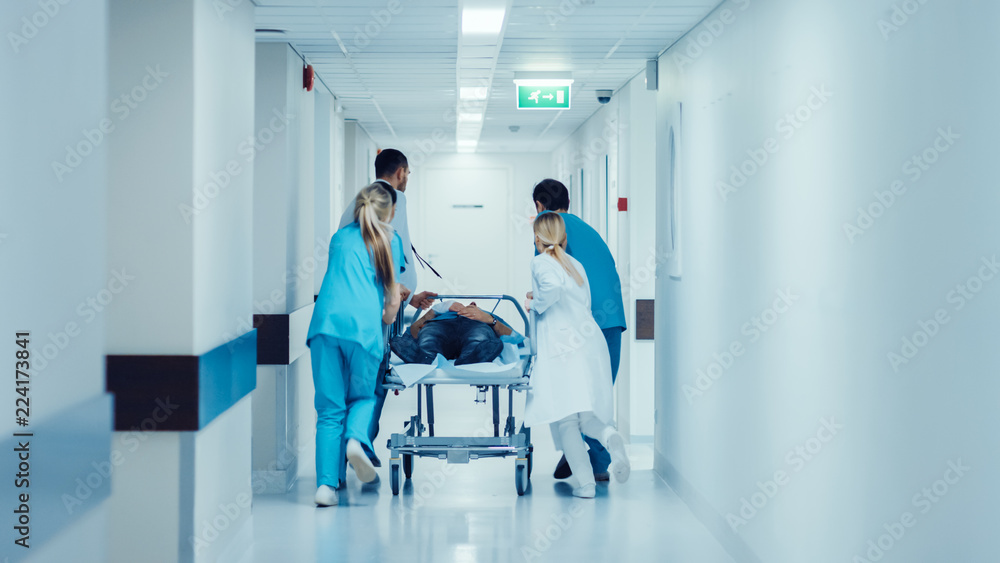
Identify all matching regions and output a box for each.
[517,84,570,110]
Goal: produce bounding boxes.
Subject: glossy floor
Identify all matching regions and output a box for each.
[246,384,734,563]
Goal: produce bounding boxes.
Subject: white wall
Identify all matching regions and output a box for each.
[408,152,552,310]
[107,0,196,354]
[313,91,345,296]
[251,42,315,495]
[343,120,378,208]
[192,0,255,353]
[621,78,658,439]
[252,43,315,315]
[1,0,111,558]
[654,1,999,561]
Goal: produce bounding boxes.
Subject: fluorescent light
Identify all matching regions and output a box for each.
[458,112,483,122]
[462,8,505,35]
[457,139,478,147]
[460,87,489,100]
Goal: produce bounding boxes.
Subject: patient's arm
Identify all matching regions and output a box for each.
[409,309,437,338]
[456,305,513,337]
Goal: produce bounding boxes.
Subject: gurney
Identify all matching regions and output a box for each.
[382,294,536,495]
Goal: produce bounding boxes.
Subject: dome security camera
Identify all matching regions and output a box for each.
[596,89,613,104]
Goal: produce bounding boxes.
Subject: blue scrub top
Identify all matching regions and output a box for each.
[308,223,405,358]
[535,211,626,331]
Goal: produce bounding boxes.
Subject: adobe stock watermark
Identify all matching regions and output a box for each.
[851,458,970,562]
[7,0,73,55]
[683,288,800,404]
[671,0,751,71]
[717,85,833,203]
[51,64,170,183]
[212,0,252,19]
[877,0,932,41]
[221,235,328,350]
[509,119,625,235]
[62,397,179,514]
[843,127,959,244]
[887,254,998,373]
[520,502,588,561]
[407,86,486,167]
[544,0,593,27]
[30,269,137,374]
[394,420,497,516]
[344,0,404,54]
[553,245,672,354]
[567,117,625,171]
[726,416,843,532]
[194,442,308,553]
[178,107,293,224]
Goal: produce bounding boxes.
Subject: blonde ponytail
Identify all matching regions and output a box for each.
[533,213,584,286]
[354,184,396,293]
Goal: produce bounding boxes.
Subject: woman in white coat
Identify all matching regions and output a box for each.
[523,212,631,498]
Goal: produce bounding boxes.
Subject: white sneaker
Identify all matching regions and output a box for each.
[346,439,377,483]
[572,484,596,498]
[315,485,338,506]
[604,429,631,484]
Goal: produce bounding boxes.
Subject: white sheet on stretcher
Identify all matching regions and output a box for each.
[390,340,530,387]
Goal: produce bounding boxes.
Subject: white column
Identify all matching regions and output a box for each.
[106,1,256,562]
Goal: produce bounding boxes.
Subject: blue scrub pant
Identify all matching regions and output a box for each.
[585,327,623,473]
[311,335,379,488]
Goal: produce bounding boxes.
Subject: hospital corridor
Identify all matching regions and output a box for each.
[2,1,997,562]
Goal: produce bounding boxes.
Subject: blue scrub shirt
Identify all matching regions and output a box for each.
[308,223,405,358]
[536,211,627,331]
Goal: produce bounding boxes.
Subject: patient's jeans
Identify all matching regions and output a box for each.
[393,317,503,365]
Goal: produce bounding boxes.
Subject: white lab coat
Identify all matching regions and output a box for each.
[523,252,614,442]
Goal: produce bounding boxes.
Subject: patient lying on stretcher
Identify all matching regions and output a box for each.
[390,301,514,365]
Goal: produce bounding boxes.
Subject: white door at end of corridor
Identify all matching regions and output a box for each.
[418,167,512,297]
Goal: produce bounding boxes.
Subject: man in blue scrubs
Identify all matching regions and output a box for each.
[532,178,627,481]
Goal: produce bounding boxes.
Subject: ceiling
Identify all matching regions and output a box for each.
[254,0,721,154]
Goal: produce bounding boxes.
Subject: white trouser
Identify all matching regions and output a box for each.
[554,411,611,488]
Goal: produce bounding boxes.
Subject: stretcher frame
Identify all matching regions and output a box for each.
[382,294,535,496]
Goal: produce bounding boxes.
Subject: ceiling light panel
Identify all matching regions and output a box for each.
[461,8,506,36]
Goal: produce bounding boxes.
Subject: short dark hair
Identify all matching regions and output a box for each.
[375,149,408,178]
[532,178,570,211]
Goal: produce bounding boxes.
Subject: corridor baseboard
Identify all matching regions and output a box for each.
[105,330,257,431]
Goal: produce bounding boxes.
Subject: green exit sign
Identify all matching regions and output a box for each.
[517,84,571,110]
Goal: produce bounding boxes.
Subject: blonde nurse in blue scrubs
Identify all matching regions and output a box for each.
[307,183,407,507]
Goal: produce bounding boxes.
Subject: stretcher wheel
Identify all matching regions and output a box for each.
[527,450,533,477]
[403,454,413,479]
[515,460,529,496]
[390,461,401,495]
